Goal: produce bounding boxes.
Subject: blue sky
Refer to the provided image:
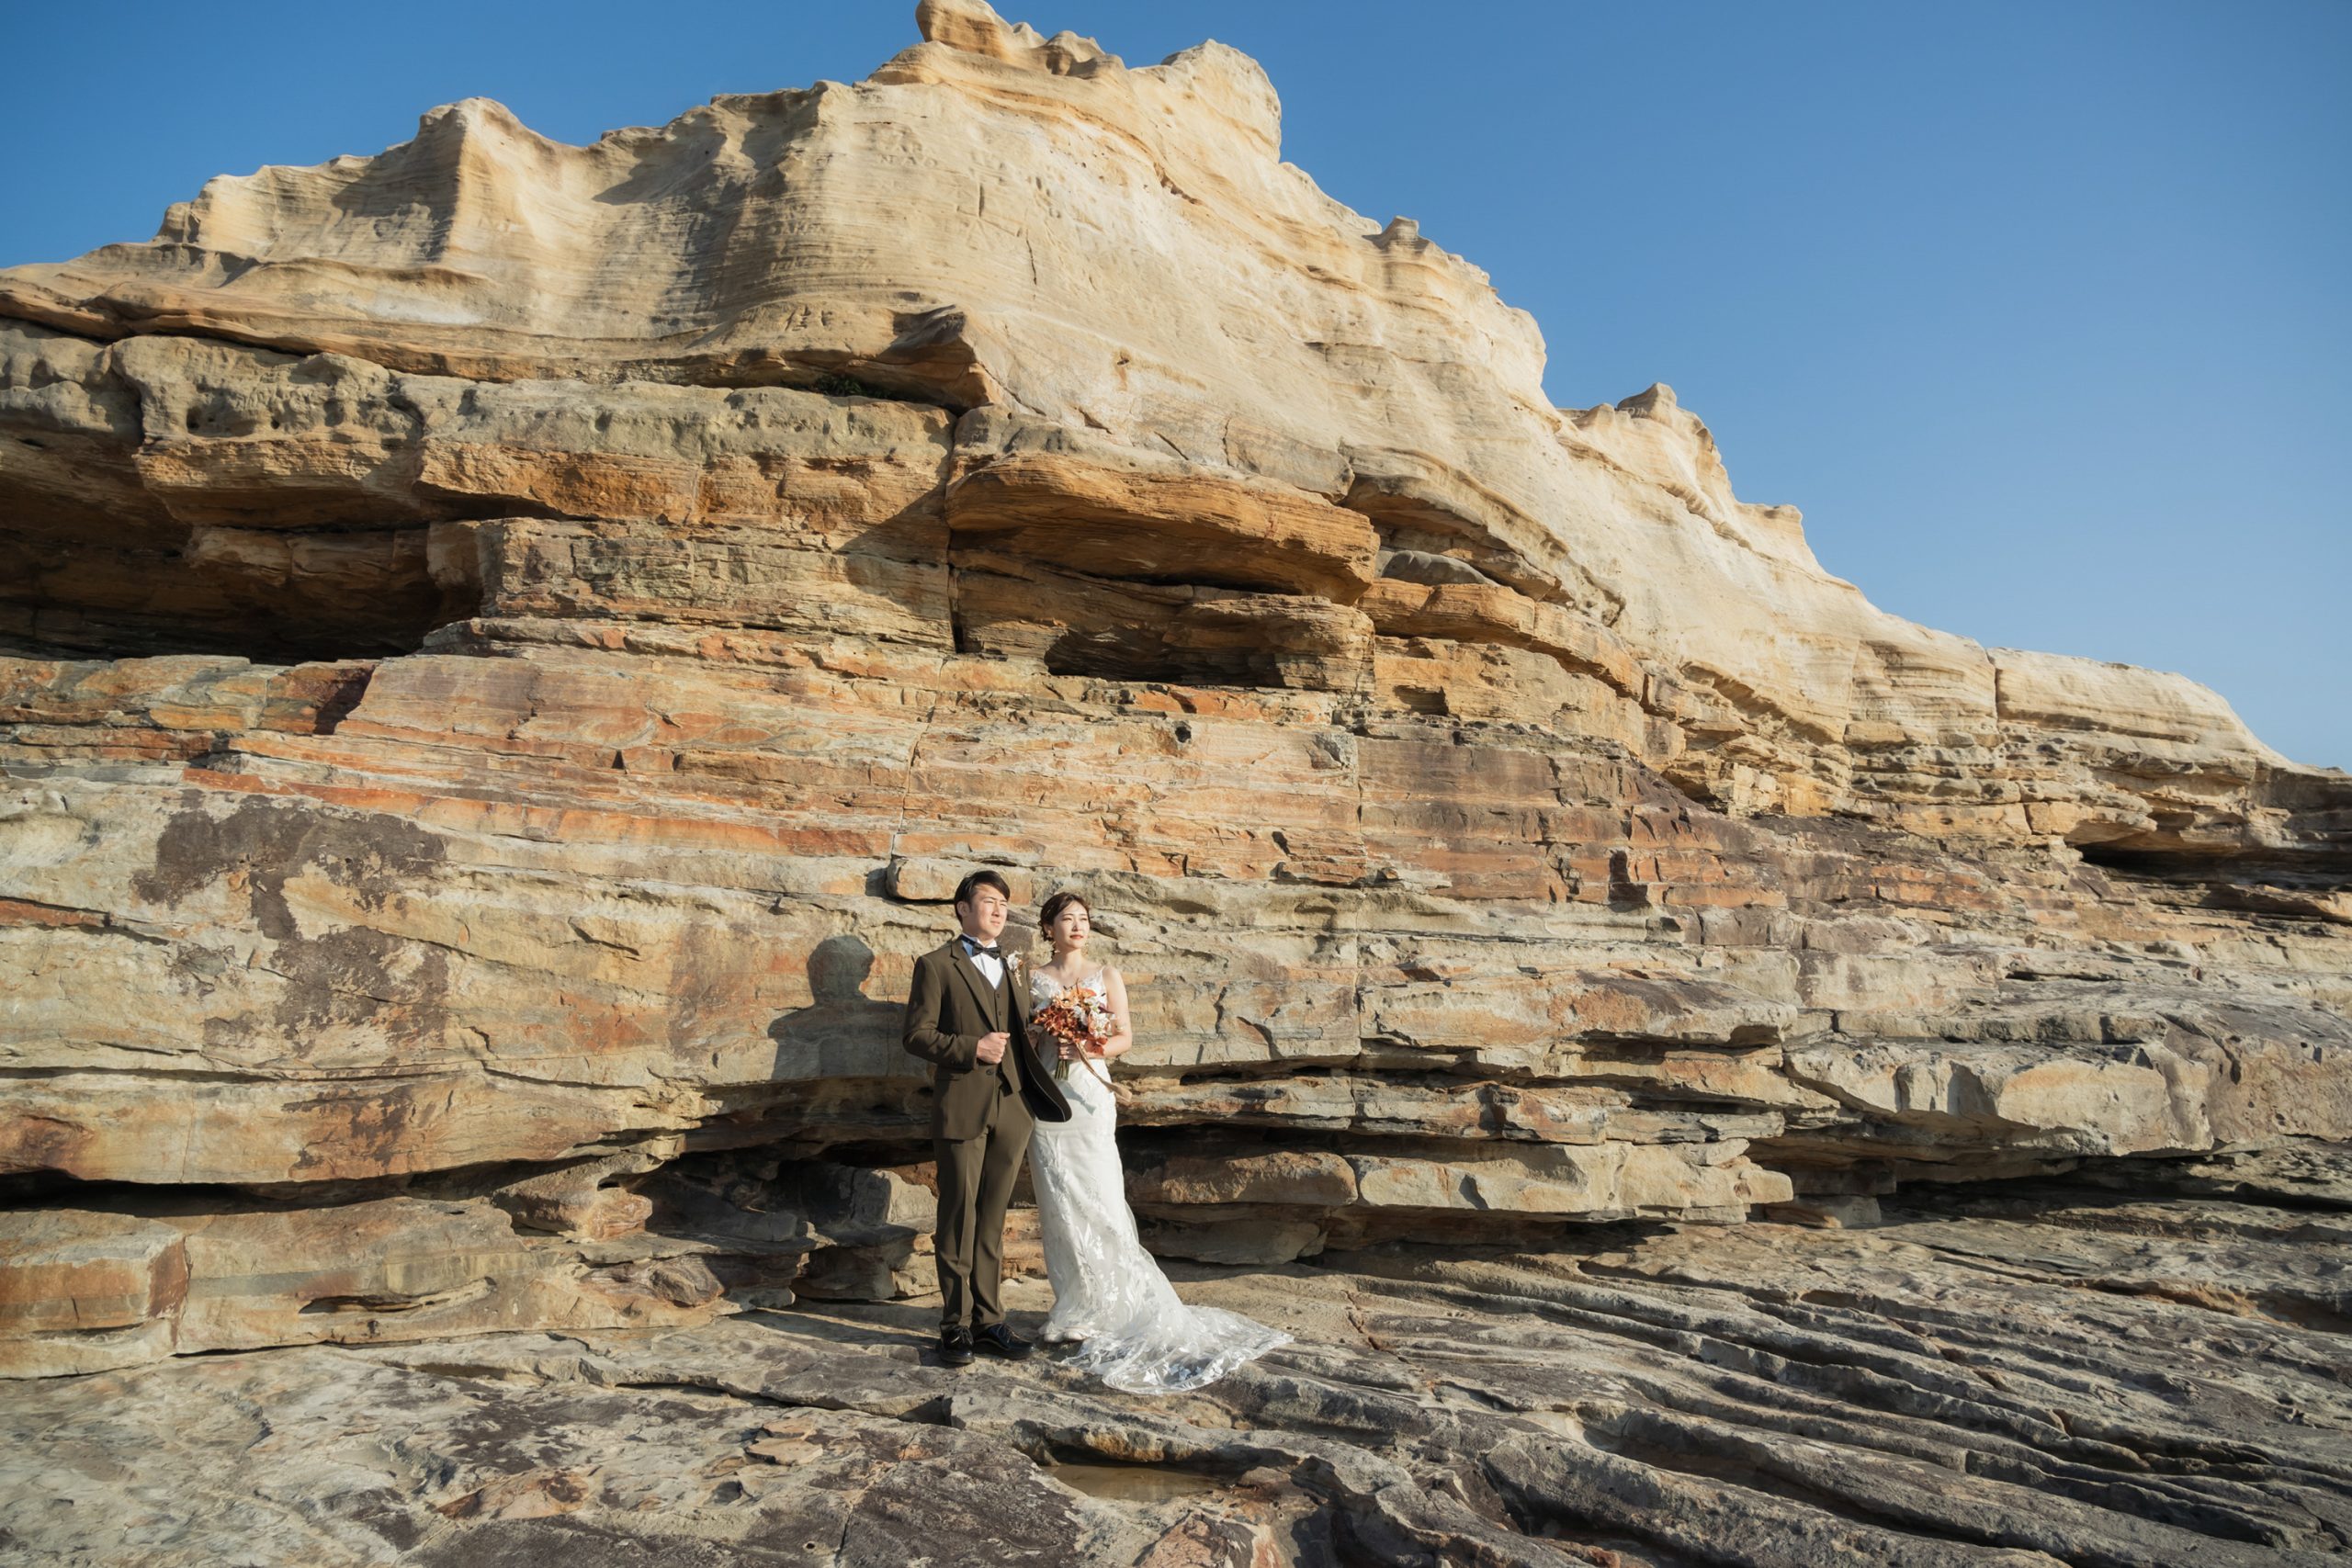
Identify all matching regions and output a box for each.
[6,2,2345,767]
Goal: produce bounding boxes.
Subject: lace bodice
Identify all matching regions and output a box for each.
[1026,965,1114,1110]
[1028,965,1106,1004]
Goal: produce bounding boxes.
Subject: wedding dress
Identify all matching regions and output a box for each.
[1025,966,1290,1393]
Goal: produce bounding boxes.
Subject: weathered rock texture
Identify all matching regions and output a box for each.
[6,1149,2351,1565]
[2,0,2347,1428]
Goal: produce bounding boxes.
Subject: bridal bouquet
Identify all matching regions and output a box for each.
[1033,987,1115,1078]
[1032,985,1134,1109]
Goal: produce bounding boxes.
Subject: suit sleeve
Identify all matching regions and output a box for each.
[902,953,978,1069]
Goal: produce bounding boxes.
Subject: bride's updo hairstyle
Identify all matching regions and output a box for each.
[1039,890,1091,935]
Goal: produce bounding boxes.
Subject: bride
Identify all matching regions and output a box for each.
[1023,890,1290,1393]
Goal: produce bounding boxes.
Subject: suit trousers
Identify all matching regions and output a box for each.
[933,1071,1035,1329]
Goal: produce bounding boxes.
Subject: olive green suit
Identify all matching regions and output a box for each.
[901,938,1071,1329]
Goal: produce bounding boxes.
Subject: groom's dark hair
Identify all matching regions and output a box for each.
[952,869,1012,910]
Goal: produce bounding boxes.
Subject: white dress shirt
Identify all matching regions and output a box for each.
[960,935,1005,989]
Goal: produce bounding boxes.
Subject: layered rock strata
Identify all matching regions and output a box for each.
[2,0,2347,1385]
[5,1149,2350,1565]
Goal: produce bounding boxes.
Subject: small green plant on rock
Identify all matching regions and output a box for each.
[811,370,877,398]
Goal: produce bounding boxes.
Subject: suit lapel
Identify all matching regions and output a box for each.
[944,939,996,1028]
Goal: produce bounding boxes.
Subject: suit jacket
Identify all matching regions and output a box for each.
[901,939,1072,1139]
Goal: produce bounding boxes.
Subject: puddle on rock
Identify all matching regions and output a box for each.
[1050,1462,1228,1504]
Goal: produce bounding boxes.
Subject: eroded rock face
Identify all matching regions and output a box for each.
[6,3,2335,846]
[2,0,2347,1386]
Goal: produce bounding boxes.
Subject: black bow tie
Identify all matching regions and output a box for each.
[963,941,1001,957]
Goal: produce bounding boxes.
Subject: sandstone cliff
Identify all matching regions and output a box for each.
[2,0,2346,1407]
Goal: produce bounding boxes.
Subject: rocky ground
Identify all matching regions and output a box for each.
[6,1145,2346,1567]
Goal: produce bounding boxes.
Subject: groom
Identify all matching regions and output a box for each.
[900,869,1070,1367]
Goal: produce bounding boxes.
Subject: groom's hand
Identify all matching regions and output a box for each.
[975,1032,1010,1065]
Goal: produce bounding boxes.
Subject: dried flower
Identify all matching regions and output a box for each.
[1033,987,1114,1082]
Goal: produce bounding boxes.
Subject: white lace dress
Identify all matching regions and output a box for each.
[1025,967,1291,1393]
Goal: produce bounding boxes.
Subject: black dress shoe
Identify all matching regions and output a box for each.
[971,1322,1035,1361]
[937,1326,974,1368]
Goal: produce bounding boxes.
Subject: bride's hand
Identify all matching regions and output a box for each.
[1057,1038,1082,1062]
